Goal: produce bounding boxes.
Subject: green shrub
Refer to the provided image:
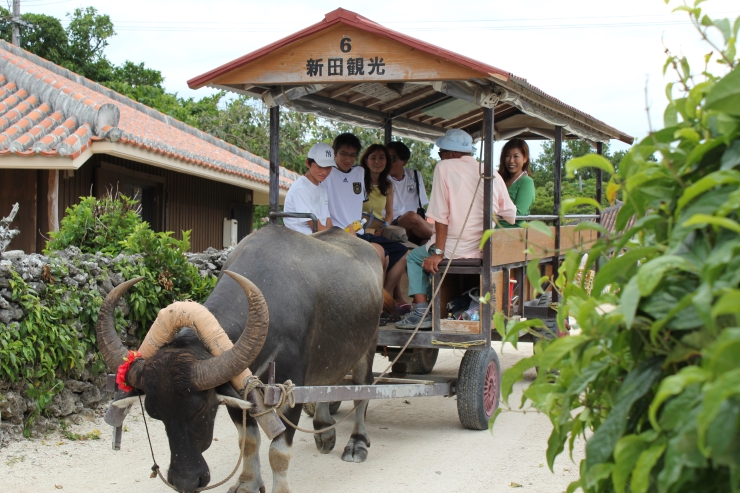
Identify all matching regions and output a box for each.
[46,193,216,338]
[45,192,141,255]
[115,224,216,335]
[494,4,740,493]
[0,263,120,421]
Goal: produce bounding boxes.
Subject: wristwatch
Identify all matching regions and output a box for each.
[433,247,444,256]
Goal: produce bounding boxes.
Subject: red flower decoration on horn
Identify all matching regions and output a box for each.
[116,350,142,392]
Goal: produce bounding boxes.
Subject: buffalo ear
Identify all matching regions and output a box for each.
[216,394,253,410]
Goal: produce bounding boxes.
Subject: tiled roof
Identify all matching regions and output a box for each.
[0,40,297,189]
[599,202,635,234]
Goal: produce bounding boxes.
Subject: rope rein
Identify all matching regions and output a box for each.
[141,389,249,492]
[141,153,493,490]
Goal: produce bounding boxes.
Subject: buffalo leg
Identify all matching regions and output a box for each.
[312,401,336,453]
[270,404,301,493]
[227,409,265,493]
[341,347,373,463]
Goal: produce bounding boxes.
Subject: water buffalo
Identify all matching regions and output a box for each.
[96,226,384,493]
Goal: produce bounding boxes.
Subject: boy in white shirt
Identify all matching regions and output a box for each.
[283,143,335,234]
[387,141,433,243]
[320,133,366,232]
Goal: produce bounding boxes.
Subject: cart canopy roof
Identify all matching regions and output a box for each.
[189,8,633,146]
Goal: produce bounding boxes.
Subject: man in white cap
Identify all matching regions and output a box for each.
[283,143,335,234]
[397,129,516,329]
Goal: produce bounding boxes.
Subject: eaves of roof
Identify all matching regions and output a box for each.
[187,7,511,90]
[0,40,297,191]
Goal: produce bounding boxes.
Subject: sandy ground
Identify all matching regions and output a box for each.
[0,342,584,493]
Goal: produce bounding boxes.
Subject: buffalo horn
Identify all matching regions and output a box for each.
[95,277,144,372]
[193,271,269,391]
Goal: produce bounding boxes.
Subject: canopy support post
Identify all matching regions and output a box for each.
[595,141,605,274]
[595,141,604,219]
[384,118,392,145]
[269,105,280,225]
[551,126,563,303]
[482,107,494,346]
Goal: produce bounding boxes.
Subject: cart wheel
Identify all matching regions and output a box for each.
[303,401,341,417]
[405,348,439,374]
[457,348,500,430]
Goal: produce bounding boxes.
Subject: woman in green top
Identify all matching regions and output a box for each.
[498,138,535,228]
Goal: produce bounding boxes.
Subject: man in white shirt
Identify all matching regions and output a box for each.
[283,143,335,234]
[387,141,433,243]
[320,133,366,232]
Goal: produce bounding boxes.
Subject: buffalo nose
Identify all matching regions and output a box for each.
[168,468,209,493]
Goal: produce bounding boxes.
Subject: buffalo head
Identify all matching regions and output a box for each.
[96,272,268,492]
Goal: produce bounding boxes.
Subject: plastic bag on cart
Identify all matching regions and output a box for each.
[446,287,480,320]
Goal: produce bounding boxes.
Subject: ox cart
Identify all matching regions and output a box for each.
[106,9,633,458]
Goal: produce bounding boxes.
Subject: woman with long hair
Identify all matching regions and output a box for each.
[497,139,535,228]
[360,143,394,232]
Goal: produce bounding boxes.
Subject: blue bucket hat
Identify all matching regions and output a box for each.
[435,129,477,154]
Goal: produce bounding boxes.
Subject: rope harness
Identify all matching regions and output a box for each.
[140,161,490,491]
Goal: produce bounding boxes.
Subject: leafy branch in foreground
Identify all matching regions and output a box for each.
[492,3,740,493]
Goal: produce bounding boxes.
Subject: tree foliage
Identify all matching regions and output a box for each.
[530,140,626,215]
[494,3,740,492]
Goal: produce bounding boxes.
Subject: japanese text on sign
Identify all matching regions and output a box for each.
[305,38,386,77]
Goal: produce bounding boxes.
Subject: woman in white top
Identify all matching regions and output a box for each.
[283,143,335,234]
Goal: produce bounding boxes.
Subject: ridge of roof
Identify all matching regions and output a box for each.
[0,40,298,188]
[187,7,511,90]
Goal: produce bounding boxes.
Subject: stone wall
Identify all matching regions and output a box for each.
[0,245,232,446]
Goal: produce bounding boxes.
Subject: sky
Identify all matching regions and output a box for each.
[18,0,740,160]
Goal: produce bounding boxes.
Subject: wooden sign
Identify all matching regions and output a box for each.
[212,24,487,86]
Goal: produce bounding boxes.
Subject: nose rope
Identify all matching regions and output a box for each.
[139,389,249,492]
[136,155,489,488]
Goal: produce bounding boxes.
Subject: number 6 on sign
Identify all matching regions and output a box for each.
[340,37,352,53]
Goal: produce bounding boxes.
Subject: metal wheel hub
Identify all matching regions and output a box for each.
[483,360,498,417]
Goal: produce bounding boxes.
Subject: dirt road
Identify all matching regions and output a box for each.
[0,342,584,492]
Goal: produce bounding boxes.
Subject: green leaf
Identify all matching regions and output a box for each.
[523,220,553,239]
[479,229,494,250]
[501,354,538,403]
[664,102,679,127]
[592,248,656,295]
[649,366,709,430]
[706,328,740,376]
[562,197,602,215]
[586,359,663,468]
[527,258,545,295]
[637,255,697,297]
[585,462,614,489]
[705,65,740,116]
[619,275,641,328]
[539,335,587,370]
[705,397,740,467]
[676,170,740,213]
[613,435,648,493]
[547,425,567,471]
[721,140,740,170]
[712,290,740,319]
[697,368,740,454]
[683,214,740,234]
[631,442,667,493]
[565,153,615,178]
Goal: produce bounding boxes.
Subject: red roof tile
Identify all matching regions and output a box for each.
[0,40,296,189]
